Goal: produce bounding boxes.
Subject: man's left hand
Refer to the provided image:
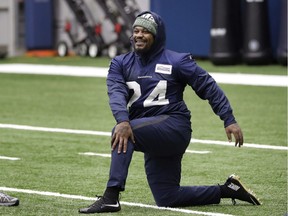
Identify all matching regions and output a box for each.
[225,123,244,147]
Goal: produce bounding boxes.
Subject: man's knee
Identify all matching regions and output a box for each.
[150,187,178,207]
[155,197,172,207]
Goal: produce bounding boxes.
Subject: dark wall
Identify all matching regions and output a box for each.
[151,0,282,59]
[151,0,212,57]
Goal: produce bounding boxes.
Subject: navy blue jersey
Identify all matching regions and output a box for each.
[107,11,236,128]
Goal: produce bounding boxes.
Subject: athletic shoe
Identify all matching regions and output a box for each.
[0,192,19,206]
[79,196,121,214]
[224,174,261,205]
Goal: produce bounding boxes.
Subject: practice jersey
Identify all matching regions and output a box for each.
[107,50,235,127]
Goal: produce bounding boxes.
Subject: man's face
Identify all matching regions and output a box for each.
[133,26,154,53]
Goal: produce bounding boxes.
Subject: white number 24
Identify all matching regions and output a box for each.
[126,80,169,108]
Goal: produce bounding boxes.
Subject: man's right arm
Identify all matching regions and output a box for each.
[106,57,130,124]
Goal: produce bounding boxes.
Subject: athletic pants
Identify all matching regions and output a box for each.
[106,114,221,207]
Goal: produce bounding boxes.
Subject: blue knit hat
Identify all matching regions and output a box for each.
[132,12,157,35]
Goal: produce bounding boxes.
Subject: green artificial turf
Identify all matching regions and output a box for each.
[0,56,287,216]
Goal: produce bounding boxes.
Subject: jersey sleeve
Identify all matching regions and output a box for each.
[106,57,130,124]
[178,54,237,127]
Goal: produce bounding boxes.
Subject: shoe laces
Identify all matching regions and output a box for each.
[96,192,121,201]
[84,195,104,209]
[0,192,14,202]
[94,193,121,205]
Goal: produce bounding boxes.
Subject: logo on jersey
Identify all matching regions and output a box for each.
[155,64,172,74]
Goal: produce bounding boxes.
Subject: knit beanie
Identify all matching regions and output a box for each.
[132,13,157,36]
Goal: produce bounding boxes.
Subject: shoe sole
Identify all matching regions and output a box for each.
[230,174,261,205]
[0,199,19,207]
[78,200,121,214]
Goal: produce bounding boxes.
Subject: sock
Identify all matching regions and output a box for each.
[219,185,232,198]
[103,187,120,201]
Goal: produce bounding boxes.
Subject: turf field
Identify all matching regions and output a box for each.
[0,56,287,216]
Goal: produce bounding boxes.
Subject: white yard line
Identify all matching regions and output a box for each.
[0,64,108,77]
[79,150,211,158]
[185,150,211,154]
[0,123,287,151]
[0,186,234,216]
[79,152,111,157]
[0,123,111,136]
[0,156,20,160]
[190,138,288,151]
[0,63,287,87]
[210,73,287,87]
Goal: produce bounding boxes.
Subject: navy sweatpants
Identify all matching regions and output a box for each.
[106,114,221,207]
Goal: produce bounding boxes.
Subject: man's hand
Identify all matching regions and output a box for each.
[111,121,135,154]
[225,123,244,147]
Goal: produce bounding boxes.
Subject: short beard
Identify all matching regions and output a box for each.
[134,46,150,55]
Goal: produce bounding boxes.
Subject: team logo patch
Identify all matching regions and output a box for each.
[140,13,156,23]
[155,64,172,74]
